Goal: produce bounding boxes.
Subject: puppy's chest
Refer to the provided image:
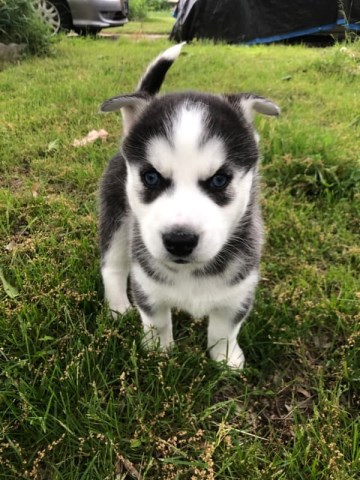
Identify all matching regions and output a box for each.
[132,262,258,316]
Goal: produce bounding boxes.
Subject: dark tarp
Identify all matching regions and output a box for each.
[170,0,360,44]
[343,0,360,23]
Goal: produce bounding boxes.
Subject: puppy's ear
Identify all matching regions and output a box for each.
[225,93,280,124]
[99,93,150,136]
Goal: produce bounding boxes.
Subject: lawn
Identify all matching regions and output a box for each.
[108,10,176,36]
[0,35,359,479]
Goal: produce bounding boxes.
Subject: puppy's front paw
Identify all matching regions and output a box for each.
[209,343,245,370]
[109,297,131,318]
[142,327,174,352]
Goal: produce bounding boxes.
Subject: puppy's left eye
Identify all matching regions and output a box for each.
[208,173,231,189]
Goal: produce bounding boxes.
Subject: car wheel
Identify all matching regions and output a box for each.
[34,0,72,34]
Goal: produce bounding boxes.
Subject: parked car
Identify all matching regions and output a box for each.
[34,0,129,35]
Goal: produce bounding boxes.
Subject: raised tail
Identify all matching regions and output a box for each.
[136,42,186,95]
[100,43,185,135]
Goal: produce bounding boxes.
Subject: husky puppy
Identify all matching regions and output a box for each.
[99,44,279,369]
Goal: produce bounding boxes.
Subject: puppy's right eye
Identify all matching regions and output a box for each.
[142,170,162,188]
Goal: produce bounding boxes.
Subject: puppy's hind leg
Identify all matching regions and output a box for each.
[101,221,131,318]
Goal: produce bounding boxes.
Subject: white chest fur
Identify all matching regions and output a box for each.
[132,262,259,317]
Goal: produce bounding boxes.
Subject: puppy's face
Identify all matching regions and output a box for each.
[123,93,259,267]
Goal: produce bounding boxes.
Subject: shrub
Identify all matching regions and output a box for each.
[148,0,169,10]
[0,0,52,56]
[128,0,149,21]
[128,0,171,22]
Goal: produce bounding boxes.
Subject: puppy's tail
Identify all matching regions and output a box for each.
[136,42,186,95]
[100,43,185,133]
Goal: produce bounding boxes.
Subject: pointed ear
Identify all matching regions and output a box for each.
[99,93,150,136]
[225,93,280,124]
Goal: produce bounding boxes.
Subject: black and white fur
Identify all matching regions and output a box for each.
[99,44,279,369]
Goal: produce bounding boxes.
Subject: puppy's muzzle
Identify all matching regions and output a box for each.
[162,230,199,258]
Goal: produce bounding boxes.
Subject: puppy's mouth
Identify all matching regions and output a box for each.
[163,254,204,268]
[163,255,192,266]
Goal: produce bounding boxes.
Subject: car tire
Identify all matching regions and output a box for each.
[34,0,73,34]
[73,27,102,37]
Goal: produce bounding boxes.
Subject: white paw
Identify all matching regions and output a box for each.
[142,327,174,351]
[109,297,131,318]
[209,343,245,370]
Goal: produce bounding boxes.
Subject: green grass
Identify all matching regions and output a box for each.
[108,10,175,35]
[0,37,359,479]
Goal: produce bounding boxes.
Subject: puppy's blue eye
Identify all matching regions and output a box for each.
[143,170,161,188]
[209,174,230,189]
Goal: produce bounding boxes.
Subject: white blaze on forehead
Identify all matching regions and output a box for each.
[147,103,226,180]
[172,103,205,154]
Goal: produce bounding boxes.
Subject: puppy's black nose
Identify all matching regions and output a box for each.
[162,230,199,257]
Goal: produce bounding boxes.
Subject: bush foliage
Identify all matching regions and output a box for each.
[0,0,52,55]
[148,0,170,10]
[128,0,149,21]
[129,0,170,22]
